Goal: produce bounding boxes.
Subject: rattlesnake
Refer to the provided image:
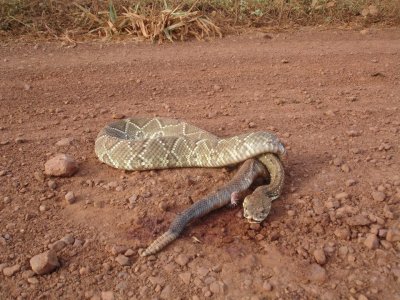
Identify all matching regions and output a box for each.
[95,117,285,256]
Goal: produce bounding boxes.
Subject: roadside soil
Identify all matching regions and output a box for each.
[0,27,399,300]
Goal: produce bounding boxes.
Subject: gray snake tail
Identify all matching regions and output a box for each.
[140,159,269,256]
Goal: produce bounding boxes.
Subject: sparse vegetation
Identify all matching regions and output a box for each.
[1,0,399,41]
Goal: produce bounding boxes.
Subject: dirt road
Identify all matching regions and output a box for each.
[1,28,400,299]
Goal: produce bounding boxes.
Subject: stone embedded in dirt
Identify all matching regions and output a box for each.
[124,249,135,257]
[307,263,327,283]
[115,254,130,266]
[335,192,349,200]
[371,191,386,202]
[55,138,74,147]
[338,246,349,257]
[248,122,256,128]
[44,154,78,177]
[346,179,357,187]
[209,281,225,294]
[49,240,66,252]
[112,113,125,120]
[333,158,343,166]
[386,226,400,242]
[334,228,350,240]
[358,294,369,300]
[109,245,128,256]
[160,284,172,299]
[65,191,76,204]
[313,249,327,265]
[101,291,114,300]
[61,234,75,245]
[175,254,190,266]
[3,264,20,277]
[30,250,60,275]
[346,214,371,226]
[341,164,350,173]
[263,281,273,291]
[47,180,57,189]
[364,234,379,250]
[179,272,191,284]
[158,202,168,211]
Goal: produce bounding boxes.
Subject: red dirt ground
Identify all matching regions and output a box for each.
[0,27,400,300]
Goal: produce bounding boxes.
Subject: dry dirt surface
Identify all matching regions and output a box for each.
[1,28,400,300]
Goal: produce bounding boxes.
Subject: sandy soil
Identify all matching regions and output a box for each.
[0,27,400,300]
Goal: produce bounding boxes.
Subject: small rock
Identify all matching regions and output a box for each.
[47,180,57,189]
[30,250,60,275]
[60,234,75,245]
[197,267,209,278]
[248,122,256,128]
[358,294,368,300]
[124,249,135,256]
[179,272,191,284]
[44,154,78,177]
[112,114,125,120]
[313,249,327,265]
[334,228,350,240]
[27,277,39,284]
[364,234,379,250]
[371,191,385,202]
[101,291,114,300]
[346,179,357,187]
[346,214,371,226]
[55,138,74,147]
[160,284,172,299]
[335,192,349,200]
[65,191,76,204]
[174,254,189,266]
[263,281,273,291]
[49,240,66,252]
[307,263,327,283]
[209,281,225,294]
[333,158,343,166]
[159,202,168,211]
[3,264,21,277]
[115,255,130,266]
[386,226,400,242]
[341,164,350,173]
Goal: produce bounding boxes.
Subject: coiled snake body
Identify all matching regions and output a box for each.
[95,118,285,256]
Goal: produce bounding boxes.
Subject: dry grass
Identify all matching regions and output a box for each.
[1,0,399,41]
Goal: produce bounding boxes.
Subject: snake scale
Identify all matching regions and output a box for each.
[95,117,285,256]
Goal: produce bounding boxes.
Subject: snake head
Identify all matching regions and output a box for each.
[242,187,273,223]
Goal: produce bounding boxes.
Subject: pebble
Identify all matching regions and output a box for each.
[341,164,350,172]
[101,291,114,300]
[338,246,349,257]
[335,192,349,200]
[313,249,327,265]
[334,228,350,240]
[371,191,385,202]
[124,249,135,256]
[30,250,60,275]
[3,264,21,277]
[159,202,169,211]
[364,234,379,250]
[197,267,209,278]
[174,254,190,266]
[386,226,400,242]
[263,281,273,291]
[346,179,357,187]
[47,180,57,189]
[307,263,327,282]
[115,254,130,266]
[160,285,172,299]
[49,240,66,252]
[346,214,371,226]
[112,113,125,119]
[333,158,343,166]
[209,281,225,294]
[61,234,75,245]
[179,272,191,284]
[27,277,39,284]
[55,138,74,147]
[65,191,76,204]
[44,154,79,177]
[358,295,368,300]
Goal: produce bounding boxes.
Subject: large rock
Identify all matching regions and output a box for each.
[30,250,60,275]
[44,154,78,177]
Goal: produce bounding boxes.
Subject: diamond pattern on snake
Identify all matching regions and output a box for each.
[95,117,286,256]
